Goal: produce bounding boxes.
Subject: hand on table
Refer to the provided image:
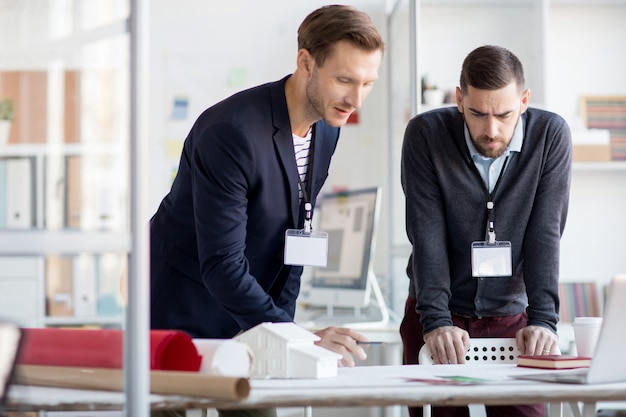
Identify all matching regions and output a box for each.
[516,325,559,356]
[314,326,369,367]
[423,325,470,364]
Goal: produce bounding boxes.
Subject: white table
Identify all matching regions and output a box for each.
[7,364,626,417]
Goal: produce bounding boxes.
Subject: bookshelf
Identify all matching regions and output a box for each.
[558,282,602,323]
[0,114,128,330]
[0,43,129,330]
[579,95,626,161]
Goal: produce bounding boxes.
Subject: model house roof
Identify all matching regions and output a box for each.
[234,322,340,379]
[254,322,320,343]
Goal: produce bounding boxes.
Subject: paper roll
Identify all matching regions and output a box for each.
[192,339,253,377]
[15,365,250,400]
[18,328,202,372]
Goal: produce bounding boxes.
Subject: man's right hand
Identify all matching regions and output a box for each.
[423,326,470,364]
[313,326,368,368]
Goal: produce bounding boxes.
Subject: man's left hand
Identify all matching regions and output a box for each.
[515,325,559,356]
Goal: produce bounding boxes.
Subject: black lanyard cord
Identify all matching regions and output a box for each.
[486,155,509,244]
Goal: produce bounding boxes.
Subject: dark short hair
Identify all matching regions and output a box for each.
[459,45,525,94]
[297,5,384,67]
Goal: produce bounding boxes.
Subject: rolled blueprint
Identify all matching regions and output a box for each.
[192,339,253,377]
[14,365,250,400]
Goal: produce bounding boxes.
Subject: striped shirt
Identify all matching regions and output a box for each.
[293,129,312,201]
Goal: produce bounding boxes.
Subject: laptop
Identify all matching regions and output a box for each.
[515,274,626,384]
[0,320,21,411]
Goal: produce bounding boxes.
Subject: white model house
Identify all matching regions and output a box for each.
[235,322,341,379]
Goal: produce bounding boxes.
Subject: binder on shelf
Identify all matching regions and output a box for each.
[72,255,97,317]
[5,157,34,229]
[45,255,74,317]
[65,155,82,229]
[0,159,7,228]
[64,70,81,143]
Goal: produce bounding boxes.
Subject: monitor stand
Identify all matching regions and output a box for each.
[341,270,390,329]
[311,271,391,329]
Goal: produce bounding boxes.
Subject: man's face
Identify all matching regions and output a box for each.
[304,40,382,127]
[456,82,530,159]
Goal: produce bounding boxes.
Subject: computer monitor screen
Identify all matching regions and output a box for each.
[306,187,380,309]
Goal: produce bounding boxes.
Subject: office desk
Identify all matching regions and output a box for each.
[7,364,626,417]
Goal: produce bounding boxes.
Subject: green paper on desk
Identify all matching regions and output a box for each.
[407,375,490,385]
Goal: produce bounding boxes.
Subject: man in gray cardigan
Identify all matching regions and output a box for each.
[400,45,572,417]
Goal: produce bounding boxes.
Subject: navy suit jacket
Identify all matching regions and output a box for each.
[150,76,340,338]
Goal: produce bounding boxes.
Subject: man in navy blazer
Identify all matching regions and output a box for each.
[150,5,384,368]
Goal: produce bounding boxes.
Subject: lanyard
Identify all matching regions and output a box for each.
[486,155,509,244]
[297,126,315,233]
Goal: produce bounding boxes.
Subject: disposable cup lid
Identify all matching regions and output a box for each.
[573,316,603,325]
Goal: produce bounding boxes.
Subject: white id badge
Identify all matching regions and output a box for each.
[471,241,513,277]
[284,229,328,266]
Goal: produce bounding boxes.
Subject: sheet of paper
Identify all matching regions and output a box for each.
[251,364,521,390]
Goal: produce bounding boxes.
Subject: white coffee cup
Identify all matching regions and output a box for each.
[572,316,603,357]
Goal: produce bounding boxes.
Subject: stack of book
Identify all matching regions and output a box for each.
[517,355,591,369]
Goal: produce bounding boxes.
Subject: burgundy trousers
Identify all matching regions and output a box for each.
[399,295,546,417]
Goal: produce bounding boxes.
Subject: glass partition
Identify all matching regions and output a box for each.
[0,0,130,329]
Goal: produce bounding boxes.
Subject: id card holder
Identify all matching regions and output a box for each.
[284,229,328,267]
[471,241,512,277]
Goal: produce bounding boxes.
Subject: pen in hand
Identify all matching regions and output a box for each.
[356,341,386,346]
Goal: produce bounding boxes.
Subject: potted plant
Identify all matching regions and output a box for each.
[0,99,15,121]
[0,98,15,144]
[421,76,445,106]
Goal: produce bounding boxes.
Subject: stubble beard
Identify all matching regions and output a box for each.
[472,135,508,159]
[304,69,326,126]
[305,68,351,128]
[464,112,519,159]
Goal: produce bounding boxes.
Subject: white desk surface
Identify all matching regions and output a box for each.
[7,364,626,413]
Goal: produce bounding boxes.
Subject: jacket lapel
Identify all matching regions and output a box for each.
[270,78,300,228]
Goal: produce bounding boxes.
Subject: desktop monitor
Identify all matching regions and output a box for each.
[306,187,381,310]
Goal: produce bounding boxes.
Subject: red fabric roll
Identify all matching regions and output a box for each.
[17,328,201,371]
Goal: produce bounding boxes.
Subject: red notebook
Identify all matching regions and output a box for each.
[517,355,591,369]
[17,328,201,371]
